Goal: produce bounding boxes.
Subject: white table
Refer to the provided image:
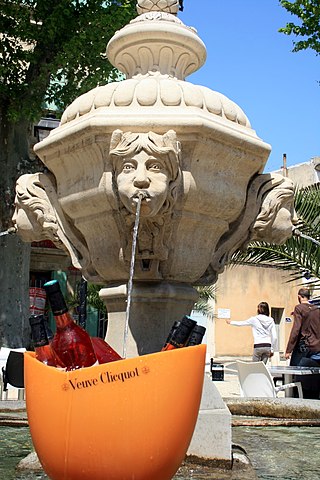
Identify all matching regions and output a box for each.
[269,365,320,396]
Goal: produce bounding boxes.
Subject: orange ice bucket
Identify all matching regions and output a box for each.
[24,344,206,480]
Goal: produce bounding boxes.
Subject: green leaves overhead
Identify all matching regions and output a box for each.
[0,0,136,120]
[194,285,216,318]
[279,0,320,54]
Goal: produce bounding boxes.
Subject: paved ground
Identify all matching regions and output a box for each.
[212,370,241,398]
[206,356,250,399]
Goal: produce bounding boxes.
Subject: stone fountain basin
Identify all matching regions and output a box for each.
[24,345,206,480]
[33,97,271,285]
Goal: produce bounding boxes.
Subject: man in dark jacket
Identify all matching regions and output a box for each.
[285,288,320,399]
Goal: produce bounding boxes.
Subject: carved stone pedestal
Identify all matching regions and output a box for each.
[100,282,198,357]
[188,375,232,463]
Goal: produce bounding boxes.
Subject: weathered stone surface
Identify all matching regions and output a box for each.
[226,397,320,419]
[188,376,232,462]
[16,451,43,472]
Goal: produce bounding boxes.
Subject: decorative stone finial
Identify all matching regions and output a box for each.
[137,0,180,15]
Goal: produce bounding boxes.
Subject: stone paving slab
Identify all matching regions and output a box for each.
[0,400,26,411]
[0,400,28,426]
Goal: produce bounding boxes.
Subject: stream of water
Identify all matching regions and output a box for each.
[2,425,320,480]
[122,193,143,359]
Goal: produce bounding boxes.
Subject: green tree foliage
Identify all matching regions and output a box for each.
[0,0,136,227]
[194,285,216,318]
[85,283,107,315]
[0,0,136,347]
[279,0,320,54]
[66,282,107,320]
[0,0,136,120]
[231,183,320,289]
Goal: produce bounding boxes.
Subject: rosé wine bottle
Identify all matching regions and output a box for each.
[29,314,61,367]
[43,280,97,370]
[91,337,122,364]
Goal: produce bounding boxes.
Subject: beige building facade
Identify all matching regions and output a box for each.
[206,158,320,360]
[275,157,320,188]
[209,264,301,359]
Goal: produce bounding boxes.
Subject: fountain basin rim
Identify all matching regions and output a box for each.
[34,109,271,159]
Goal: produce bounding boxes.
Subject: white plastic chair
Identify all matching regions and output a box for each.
[224,361,238,374]
[236,360,303,398]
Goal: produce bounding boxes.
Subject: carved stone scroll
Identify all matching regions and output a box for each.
[13,173,104,282]
[197,173,295,285]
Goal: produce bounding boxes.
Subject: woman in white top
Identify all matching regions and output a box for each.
[226,302,277,364]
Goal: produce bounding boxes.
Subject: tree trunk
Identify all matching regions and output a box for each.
[0,236,31,347]
[0,111,34,348]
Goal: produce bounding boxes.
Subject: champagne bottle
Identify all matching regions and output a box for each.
[29,314,61,367]
[43,280,97,370]
[161,316,197,351]
[185,325,206,346]
[161,320,181,350]
[91,337,122,364]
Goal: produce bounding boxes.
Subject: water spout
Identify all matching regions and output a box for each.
[123,192,144,358]
[0,227,17,237]
[293,228,320,247]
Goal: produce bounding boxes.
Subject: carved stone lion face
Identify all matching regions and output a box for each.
[12,205,41,242]
[252,176,297,245]
[115,149,171,217]
[265,199,297,244]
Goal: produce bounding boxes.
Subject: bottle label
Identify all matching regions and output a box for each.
[29,287,46,315]
[168,338,185,349]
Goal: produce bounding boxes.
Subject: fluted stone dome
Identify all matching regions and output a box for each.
[61,77,250,128]
[60,4,251,130]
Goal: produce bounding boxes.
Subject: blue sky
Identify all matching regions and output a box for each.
[179,0,319,173]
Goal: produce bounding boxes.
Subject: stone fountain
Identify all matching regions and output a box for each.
[13,0,295,466]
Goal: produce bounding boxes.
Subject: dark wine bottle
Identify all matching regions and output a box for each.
[162,320,181,350]
[161,316,197,351]
[43,280,97,370]
[42,316,55,342]
[185,325,206,346]
[29,314,61,367]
